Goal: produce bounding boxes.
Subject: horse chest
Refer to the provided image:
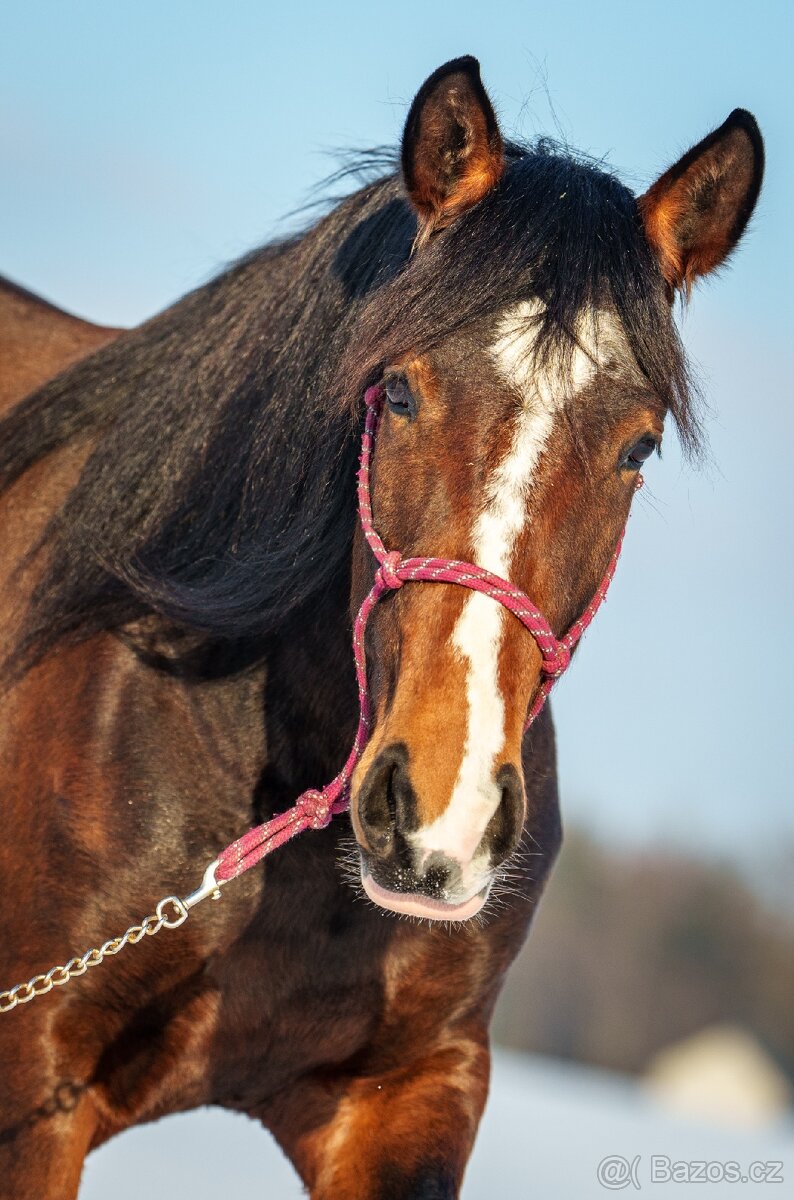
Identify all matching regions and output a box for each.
[203,850,403,1103]
[173,843,504,1115]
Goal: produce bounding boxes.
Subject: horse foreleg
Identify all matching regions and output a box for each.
[0,1082,97,1200]
[265,1035,491,1200]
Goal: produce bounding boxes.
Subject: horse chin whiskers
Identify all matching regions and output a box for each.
[335,833,366,893]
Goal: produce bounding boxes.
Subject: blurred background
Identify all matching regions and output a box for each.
[2,2,792,1196]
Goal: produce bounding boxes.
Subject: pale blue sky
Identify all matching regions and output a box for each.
[2,1,792,874]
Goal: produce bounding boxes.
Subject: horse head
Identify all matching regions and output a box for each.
[347,58,763,919]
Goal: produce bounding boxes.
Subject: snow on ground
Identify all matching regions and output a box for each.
[81,1050,794,1199]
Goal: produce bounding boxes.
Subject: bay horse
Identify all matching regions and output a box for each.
[0,57,763,1199]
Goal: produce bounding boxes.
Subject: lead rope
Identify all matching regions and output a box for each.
[0,385,639,1013]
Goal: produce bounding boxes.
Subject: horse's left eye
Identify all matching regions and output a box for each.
[622,436,658,470]
[384,376,417,421]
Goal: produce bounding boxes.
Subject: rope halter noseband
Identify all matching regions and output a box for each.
[214,384,638,884]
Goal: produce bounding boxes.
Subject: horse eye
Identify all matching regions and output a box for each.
[622,436,658,470]
[384,376,417,421]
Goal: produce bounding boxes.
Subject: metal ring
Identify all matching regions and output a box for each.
[156,896,189,929]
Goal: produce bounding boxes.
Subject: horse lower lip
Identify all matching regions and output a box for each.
[361,870,488,921]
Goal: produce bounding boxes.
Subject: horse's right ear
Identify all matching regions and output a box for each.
[639,109,764,294]
[401,56,504,247]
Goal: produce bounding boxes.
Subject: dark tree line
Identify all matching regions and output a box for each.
[493,828,794,1080]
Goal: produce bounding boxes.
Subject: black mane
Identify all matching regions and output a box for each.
[0,140,697,671]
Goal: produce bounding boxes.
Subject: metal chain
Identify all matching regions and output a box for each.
[0,860,224,1015]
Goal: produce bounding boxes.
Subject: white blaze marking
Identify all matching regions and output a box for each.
[415,301,615,869]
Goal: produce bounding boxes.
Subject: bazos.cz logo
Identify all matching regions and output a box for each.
[596,1154,784,1189]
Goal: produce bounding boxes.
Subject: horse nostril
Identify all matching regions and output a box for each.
[357,743,416,857]
[384,761,399,827]
[483,763,525,867]
[359,771,394,855]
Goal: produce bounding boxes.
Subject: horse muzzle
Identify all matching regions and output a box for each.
[352,741,524,921]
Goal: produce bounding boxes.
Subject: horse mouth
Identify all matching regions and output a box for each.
[360,868,490,921]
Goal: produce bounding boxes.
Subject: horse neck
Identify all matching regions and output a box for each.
[260,551,359,803]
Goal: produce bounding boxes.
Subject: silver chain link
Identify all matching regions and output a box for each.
[0,859,224,1015]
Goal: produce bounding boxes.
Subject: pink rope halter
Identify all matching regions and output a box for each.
[215,385,635,884]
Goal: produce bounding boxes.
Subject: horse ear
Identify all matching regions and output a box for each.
[401,56,504,246]
[639,109,764,294]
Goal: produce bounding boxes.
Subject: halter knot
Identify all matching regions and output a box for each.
[543,643,572,678]
[377,551,404,591]
[296,788,332,829]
